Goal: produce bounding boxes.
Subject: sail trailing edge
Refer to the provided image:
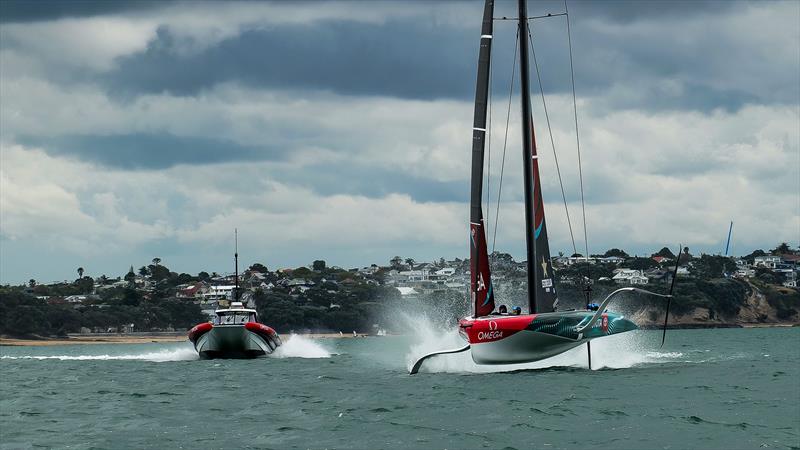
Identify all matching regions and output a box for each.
[469,0,495,317]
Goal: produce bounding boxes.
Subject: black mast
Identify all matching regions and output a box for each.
[234,228,239,302]
[518,0,538,313]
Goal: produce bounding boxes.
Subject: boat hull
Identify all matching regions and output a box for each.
[192,325,281,360]
[459,310,637,365]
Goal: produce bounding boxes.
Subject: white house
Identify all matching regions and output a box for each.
[434,268,456,277]
[612,269,648,285]
[202,285,236,301]
[754,255,781,269]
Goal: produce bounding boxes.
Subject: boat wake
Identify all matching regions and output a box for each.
[271,335,331,358]
[403,313,686,374]
[0,346,199,362]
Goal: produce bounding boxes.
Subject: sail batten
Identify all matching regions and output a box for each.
[469,0,495,317]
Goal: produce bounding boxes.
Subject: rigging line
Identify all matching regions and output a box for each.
[491,25,519,254]
[526,26,578,258]
[565,0,592,295]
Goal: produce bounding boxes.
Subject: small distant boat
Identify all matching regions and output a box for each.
[411,0,677,374]
[188,230,282,359]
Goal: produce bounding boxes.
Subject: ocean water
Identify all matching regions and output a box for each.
[1,328,798,449]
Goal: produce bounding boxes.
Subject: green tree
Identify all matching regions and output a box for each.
[312,260,327,271]
[75,276,94,294]
[152,257,161,266]
[248,264,268,274]
[139,266,149,277]
[603,248,629,258]
[678,247,692,264]
[124,266,136,285]
[771,243,793,255]
[148,264,171,282]
[693,254,736,279]
[626,257,657,270]
[291,267,313,279]
[77,267,84,279]
[198,271,211,281]
[652,247,677,259]
[390,256,403,270]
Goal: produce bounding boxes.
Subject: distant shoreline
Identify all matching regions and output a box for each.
[0,332,372,346]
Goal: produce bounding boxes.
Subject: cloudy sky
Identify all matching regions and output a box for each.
[1,0,798,284]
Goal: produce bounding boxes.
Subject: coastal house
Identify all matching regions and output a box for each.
[612,269,648,285]
[202,285,236,301]
[651,256,672,265]
[177,282,208,299]
[754,255,781,269]
[598,256,625,265]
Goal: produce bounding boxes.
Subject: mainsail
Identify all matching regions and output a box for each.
[469,0,495,317]
[528,119,558,312]
[518,1,557,313]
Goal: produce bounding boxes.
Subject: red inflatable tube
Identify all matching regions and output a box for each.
[188,322,212,343]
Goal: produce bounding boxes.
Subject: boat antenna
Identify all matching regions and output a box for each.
[234,228,239,301]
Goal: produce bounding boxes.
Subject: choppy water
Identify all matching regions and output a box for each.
[1,328,798,449]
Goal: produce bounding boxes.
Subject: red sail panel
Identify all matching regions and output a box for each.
[471,217,495,317]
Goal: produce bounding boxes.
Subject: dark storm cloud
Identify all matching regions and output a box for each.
[106,21,481,100]
[91,1,792,113]
[0,0,164,23]
[19,133,286,170]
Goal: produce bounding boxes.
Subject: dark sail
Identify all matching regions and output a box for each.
[528,119,558,312]
[518,0,557,313]
[469,0,495,317]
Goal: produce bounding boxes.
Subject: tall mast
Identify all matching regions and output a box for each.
[469,0,495,317]
[518,0,538,313]
[724,221,733,256]
[234,228,239,301]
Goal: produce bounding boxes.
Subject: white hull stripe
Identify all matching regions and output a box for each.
[473,127,486,132]
[481,34,493,39]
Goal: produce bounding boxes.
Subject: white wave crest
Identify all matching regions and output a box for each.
[0,347,198,362]
[271,334,331,358]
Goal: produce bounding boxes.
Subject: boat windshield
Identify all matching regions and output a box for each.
[214,312,255,325]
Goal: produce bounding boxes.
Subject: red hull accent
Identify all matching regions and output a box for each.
[188,322,212,343]
[459,315,536,344]
[244,322,278,340]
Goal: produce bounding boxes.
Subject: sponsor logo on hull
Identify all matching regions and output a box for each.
[460,315,536,344]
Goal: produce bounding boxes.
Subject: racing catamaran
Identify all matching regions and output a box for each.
[410,0,677,374]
